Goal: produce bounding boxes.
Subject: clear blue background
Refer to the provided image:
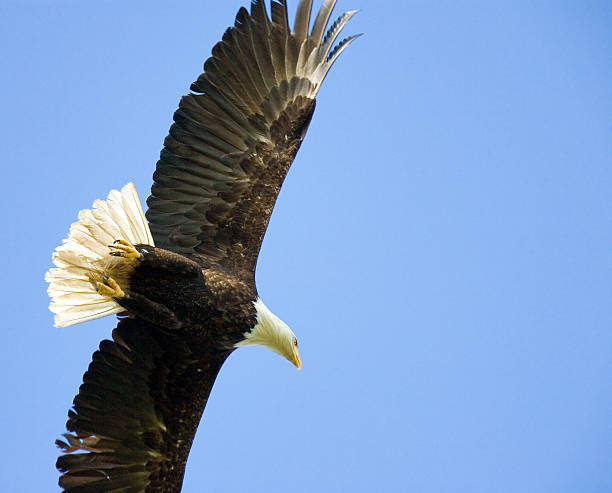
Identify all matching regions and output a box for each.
[1,1,610,491]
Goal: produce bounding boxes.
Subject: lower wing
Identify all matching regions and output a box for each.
[56,317,230,492]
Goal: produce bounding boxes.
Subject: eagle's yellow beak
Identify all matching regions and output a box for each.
[292,346,302,370]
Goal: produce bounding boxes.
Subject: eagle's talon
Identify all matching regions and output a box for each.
[108,239,141,259]
[96,275,124,298]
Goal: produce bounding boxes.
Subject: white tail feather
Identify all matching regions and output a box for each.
[45,183,154,328]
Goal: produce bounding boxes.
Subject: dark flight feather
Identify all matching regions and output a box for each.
[311,0,337,43]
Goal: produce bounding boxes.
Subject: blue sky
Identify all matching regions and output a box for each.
[1,1,611,491]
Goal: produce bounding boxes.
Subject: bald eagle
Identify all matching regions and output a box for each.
[45,1,358,491]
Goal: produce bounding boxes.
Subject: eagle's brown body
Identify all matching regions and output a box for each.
[49,1,359,491]
[125,246,257,340]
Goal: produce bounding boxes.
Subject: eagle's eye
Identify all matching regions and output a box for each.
[293,339,298,348]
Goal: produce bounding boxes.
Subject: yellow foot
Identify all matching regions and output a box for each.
[96,274,125,298]
[109,239,141,259]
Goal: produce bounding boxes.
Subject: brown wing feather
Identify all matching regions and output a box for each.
[146,0,359,282]
[56,318,231,492]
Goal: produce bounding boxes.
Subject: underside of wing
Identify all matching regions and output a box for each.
[146,0,360,282]
[56,318,230,492]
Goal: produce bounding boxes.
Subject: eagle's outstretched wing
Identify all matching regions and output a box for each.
[146,0,359,282]
[56,317,230,492]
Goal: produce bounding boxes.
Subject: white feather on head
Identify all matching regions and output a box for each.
[235,299,302,369]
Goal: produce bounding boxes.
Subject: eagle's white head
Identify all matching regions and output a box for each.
[234,298,302,369]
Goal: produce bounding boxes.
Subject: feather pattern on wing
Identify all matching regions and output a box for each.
[146,0,360,282]
[56,318,230,492]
